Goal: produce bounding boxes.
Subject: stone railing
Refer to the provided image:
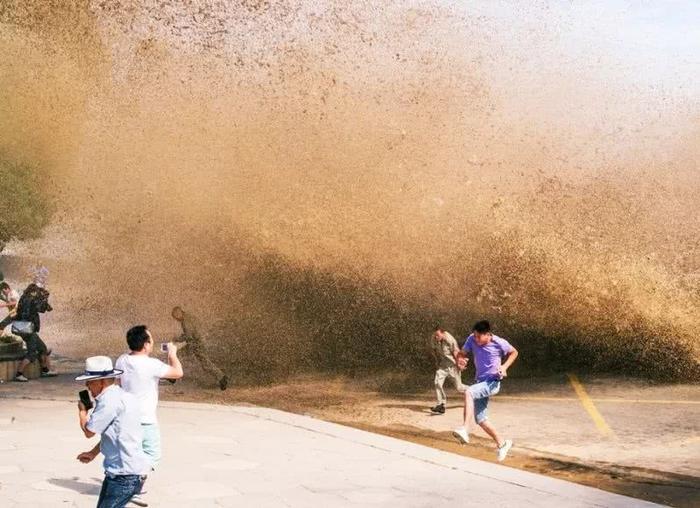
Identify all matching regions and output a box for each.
[0,336,40,381]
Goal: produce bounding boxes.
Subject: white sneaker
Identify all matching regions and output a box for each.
[40,370,58,377]
[129,493,148,507]
[452,427,470,444]
[497,439,513,462]
[14,374,29,382]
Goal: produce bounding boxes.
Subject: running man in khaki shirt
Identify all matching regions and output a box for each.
[430,325,466,414]
[172,306,229,391]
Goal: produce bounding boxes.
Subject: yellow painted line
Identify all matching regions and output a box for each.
[497,396,700,405]
[567,373,615,437]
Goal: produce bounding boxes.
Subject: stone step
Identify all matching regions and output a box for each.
[0,340,24,355]
[0,355,40,381]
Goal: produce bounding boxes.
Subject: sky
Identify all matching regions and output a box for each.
[462,0,700,93]
[433,0,700,162]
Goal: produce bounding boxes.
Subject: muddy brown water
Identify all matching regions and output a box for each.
[2,4,699,505]
[1,4,699,384]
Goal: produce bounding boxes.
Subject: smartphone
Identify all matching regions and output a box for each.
[79,389,93,410]
[160,343,168,353]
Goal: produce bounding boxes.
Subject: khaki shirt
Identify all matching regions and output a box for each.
[177,312,203,348]
[431,331,459,368]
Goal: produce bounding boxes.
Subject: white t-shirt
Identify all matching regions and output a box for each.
[115,354,170,424]
[1,289,20,308]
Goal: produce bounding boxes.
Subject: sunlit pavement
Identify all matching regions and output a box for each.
[412,375,700,477]
[2,360,699,481]
[0,396,663,508]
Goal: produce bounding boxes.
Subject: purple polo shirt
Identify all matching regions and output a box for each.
[462,334,514,382]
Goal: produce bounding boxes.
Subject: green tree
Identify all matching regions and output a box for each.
[0,159,51,252]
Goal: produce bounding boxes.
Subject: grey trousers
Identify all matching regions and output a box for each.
[434,365,466,405]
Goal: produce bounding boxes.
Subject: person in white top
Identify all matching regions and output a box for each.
[0,281,20,333]
[115,325,183,507]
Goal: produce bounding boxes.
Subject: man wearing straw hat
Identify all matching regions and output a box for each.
[76,356,150,508]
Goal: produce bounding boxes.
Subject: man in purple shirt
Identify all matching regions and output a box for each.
[452,320,518,462]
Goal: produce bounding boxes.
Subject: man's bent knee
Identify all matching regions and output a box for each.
[23,350,40,363]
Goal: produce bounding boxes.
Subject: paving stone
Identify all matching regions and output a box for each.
[0,398,662,507]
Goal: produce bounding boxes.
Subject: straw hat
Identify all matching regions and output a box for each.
[75,356,123,381]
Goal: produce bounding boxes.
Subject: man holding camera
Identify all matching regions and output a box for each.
[115,325,183,506]
[76,356,150,508]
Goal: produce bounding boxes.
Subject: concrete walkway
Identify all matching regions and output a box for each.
[0,398,662,507]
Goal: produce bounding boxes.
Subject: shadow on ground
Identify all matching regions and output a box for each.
[47,477,102,495]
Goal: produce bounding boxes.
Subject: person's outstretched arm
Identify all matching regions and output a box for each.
[161,343,184,379]
[77,441,101,463]
[451,341,461,363]
[456,351,469,371]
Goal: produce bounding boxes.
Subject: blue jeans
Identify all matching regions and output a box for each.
[97,474,143,508]
[468,380,501,424]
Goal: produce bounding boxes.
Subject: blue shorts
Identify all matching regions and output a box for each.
[468,380,501,424]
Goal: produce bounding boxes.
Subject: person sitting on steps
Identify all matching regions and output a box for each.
[0,281,20,334]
